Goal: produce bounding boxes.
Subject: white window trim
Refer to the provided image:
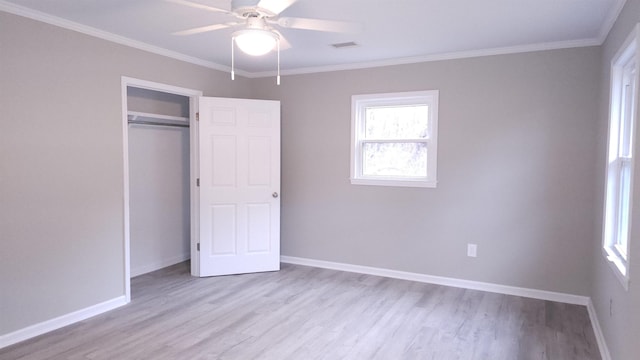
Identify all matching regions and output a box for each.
[350,90,439,188]
[602,23,640,291]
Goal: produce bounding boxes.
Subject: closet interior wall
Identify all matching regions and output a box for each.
[127,87,191,277]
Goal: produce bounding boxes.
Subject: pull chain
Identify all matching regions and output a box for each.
[231,37,235,81]
[277,39,281,85]
[230,34,281,84]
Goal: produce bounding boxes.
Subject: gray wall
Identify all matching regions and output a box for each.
[127,89,191,276]
[0,11,251,335]
[591,0,640,359]
[127,87,190,118]
[2,4,634,355]
[251,47,601,296]
[128,124,190,276]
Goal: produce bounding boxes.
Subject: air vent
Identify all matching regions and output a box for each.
[331,41,359,49]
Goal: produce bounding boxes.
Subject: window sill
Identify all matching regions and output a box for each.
[602,247,630,291]
[350,178,437,188]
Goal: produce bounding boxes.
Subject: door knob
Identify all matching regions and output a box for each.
[272,192,279,198]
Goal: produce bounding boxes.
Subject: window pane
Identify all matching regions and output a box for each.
[365,105,428,139]
[617,162,632,259]
[362,142,427,177]
[619,82,635,157]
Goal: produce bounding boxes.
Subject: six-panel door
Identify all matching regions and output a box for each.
[198,96,280,276]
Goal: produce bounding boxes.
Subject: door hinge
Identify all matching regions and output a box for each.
[196,112,199,121]
[197,243,200,251]
[196,178,200,187]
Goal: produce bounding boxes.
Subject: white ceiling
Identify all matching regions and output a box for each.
[0,0,627,76]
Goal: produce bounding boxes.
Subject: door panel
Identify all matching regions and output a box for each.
[210,204,237,255]
[198,97,280,276]
[248,137,271,185]
[211,136,237,186]
[247,203,271,253]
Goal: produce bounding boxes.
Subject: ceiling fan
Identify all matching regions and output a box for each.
[168,0,360,83]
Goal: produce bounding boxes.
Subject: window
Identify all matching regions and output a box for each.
[351,90,439,187]
[603,24,640,289]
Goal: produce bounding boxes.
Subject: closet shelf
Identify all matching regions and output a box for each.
[127,111,188,123]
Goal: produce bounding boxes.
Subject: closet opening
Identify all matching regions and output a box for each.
[121,77,202,302]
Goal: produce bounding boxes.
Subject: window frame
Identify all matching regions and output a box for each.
[350,90,439,188]
[602,24,640,290]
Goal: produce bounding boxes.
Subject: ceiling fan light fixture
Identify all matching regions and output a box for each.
[233,29,278,56]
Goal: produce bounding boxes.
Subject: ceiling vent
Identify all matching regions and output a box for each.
[331,41,359,49]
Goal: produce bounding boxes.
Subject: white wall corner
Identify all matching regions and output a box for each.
[0,296,128,349]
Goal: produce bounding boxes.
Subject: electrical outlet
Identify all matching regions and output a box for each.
[467,244,477,257]
[610,298,613,317]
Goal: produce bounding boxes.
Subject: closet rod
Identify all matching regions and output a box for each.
[128,120,189,128]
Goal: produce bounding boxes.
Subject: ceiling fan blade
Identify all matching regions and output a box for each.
[277,17,361,33]
[273,30,292,50]
[257,0,297,15]
[172,23,232,36]
[166,0,231,13]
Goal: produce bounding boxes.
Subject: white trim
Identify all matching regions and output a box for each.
[601,23,639,291]
[587,299,612,360]
[280,256,614,357]
[130,253,191,278]
[351,90,439,188]
[121,79,132,303]
[280,256,589,305]
[0,259,608,356]
[0,0,614,79]
[603,247,630,290]
[121,76,205,97]
[0,296,127,349]
[189,94,201,278]
[250,38,601,78]
[350,178,437,188]
[0,1,250,78]
[121,77,203,300]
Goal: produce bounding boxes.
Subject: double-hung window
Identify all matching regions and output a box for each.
[603,24,640,289]
[351,90,439,188]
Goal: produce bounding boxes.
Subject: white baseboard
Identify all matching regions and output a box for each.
[281,256,615,357]
[131,254,190,277]
[1,256,610,358]
[587,299,612,360]
[281,256,589,305]
[0,296,127,349]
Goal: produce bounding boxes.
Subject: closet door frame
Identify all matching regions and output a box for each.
[121,77,202,302]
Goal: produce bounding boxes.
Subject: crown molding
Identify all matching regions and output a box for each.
[248,38,602,78]
[0,0,625,79]
[0,0,251,78]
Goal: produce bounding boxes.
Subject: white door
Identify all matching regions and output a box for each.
[198,96,280,276]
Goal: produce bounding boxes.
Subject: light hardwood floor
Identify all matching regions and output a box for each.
[1,262,600,360]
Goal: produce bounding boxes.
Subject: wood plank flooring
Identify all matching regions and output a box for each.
[0,262,600,360]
